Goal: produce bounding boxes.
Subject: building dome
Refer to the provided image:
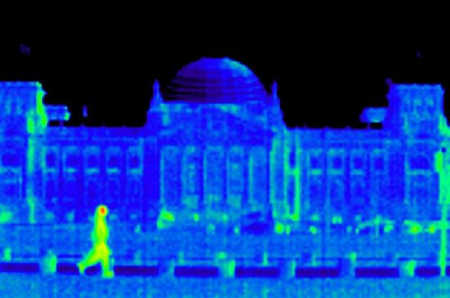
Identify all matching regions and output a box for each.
[163,57,268,103]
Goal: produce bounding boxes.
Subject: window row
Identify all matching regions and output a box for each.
[44,178,143,203]
[43,147,142,171]
[306,151,433,172]
[307,151,386,172]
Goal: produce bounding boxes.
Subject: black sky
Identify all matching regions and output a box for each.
[1,33,449,128]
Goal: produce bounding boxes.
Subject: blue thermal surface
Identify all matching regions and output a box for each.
[0,58,450,297]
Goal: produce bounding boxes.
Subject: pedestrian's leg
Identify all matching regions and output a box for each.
[78,248,100,274]
[100,245,114,278]
[100,255,114,278]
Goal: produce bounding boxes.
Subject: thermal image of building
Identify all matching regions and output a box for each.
[0,57,448,230]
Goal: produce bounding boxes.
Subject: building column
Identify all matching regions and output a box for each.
[270,135,285,220]
[283,130,301,221]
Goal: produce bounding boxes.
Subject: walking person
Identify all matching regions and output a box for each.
[77,204,114,278]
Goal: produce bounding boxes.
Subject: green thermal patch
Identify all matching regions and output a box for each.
[36,85,48,128]
[274,222,284,234]
[78,205,114,278]
[157,209,175,230]
[0,205,12,223]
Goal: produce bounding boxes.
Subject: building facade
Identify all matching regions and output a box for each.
[0,57,447,228]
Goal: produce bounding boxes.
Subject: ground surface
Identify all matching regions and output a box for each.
[2,275,450,298]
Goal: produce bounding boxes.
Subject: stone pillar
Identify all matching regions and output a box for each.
[340,252,357,277]
[40,250,57,275]
[280,259,296,279]
[160,257,176,277]
[215,252,235,278]
[399,259,416,277]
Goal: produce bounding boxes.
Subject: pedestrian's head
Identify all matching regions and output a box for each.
[96,205,109,218]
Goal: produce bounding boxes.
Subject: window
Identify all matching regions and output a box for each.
[46,154,56,168]
[87,181,98,199]
[3,183,16,196]
[45,180,57,207]
[374,157,384,171]
[205,149,223,198]
[330,180,344,210]
[128,155,140,169]
[127,147,141,171]
[309,178,325,209]
[289,150,296,167]
[63,180,77,197]
[351,181,368,209]
[2,153,20,167]
[45,181,57,199]
[65,154,80,169]
[310,157,320,169]
[309,151,323,170]
[227,147,244,204]
[183,147,201,198]
[332,157,342,169]
[409,155,429,170]
[162,147,181,206]
[354,183,364,197]
[330,180,343,197]
[107,179,120,199]
[310,184,320,196]
[353,157,363,169]
[128,180,142,199]
[87,155,98,168]
[108,155,120,168]
[287,177,295,209]
[185,163,199,194]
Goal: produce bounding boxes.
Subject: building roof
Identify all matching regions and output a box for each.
[163,57,269,103]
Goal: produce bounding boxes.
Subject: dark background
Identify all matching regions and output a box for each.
[1,31,448,129]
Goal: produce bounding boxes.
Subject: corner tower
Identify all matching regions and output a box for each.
[385,83,444,138]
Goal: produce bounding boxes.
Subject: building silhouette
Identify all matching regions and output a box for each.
[0,57,447,229]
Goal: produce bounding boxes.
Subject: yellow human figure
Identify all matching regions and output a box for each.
[77,205,114,278]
